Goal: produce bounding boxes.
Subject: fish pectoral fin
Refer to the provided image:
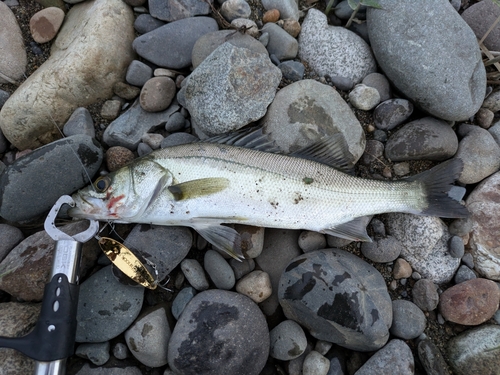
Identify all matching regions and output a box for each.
[193,223,244,261]
[322,217,372,242]
[168,178,230,201]
[145,174,169,211]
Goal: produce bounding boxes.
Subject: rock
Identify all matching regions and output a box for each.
[462,0,500,52]
[180,258,209,291]
[477,107,494,128]
[0,135,103,222]
[0,221,100,301]
[101,100,122,120]
[29,7,65,44]
[367,0,486,121]
[141,133,163,150]
[360,139,384,166]
[298,231,327,253]
[234,224,265,259]
[0,2,27,83]
[76,266,145,343]
[134,13,165,34]
[386,213,460,284]
[439,278,500,325]
[283,19,301,38]
[133,17,218,69]
[161,132,198,148]
[220,0,251,21]
[75,364,142,375]
[0,302,40,374]
[456,124,500,184]
[167,289,269,375]
[412,279,439,312]
[126,60,153,87]
[390,300,426,340]
[454,265,477,284]
[483,89,500,113]
[269,320,307,360]
[303,351,330,375]
[278,60,305,82]
[393,258,412,279]
[103,99,179,150]
[263,9,280,23]
[449,235,465,258]
[447,325,500,375]
[180,43,281,136]
[229,258,255,280]
[172,287,196,319]
[63,107,95,138]
[125,305,170,367]
[299,9,376,84]
[149,0,210,22]
[0,0,135,150]
[262,0,299,20]
[106,146,135,171]
[113,343,129,360]
[0,224,24,263]
[261,22,298,61]
[418,339,450,375]
[362,72,391,102]
[385,117,458,162]
[139,77,176,112]
[164,112,186,132]
[279,249,392,352]
[354,339,414,375]
[204,250,235,290]
[76,342,110,366]
[235,270,272,303]
[373,99,413,131]
[230,18,259,37]
[261,79,366,161]
[348,84,380,111]
[114,82,141,101]
[360,236,402,263]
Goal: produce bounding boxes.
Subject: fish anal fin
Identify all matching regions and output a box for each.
[168,177,229,201]
[193,223,244,261]
[322,217,372,242]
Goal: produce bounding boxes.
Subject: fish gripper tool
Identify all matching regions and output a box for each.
[0,195,99,375]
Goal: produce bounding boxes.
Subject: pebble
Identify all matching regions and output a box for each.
[0,89,10,108]
[354,339,414,375]
[149,0,210,22]
[220,0,251,21]
[418,339,451,375]
[279,249,392,351]
[124,305,170,367]
[299,9,376,84]
[390,300,426,340]
[167,290,269,375]
[231,19,260,37]
[0,224,24,263]
[360,236,402,263]
[133,13,165,34]
[113,81,141,101]
[373,99,413,130]
[140,76,176,112]
[393,258,412,279]
[303,350,330,375]
[235,224,265,258]
[448,236,465,258]
[113,343,129,360]
[367,0,485,121]
[106,146,135,171]
[101,99,122,120]
[75,364,142,375]
[262,0,299,20]
[314,341,332,356]
[283,19,301,38]
[262,8,280,23]
[76,342,110,366]
[172,287,196,319]
[229,257,255,280]
[348,84,380,111]
[454,265,477,284]
[298,231,327,252]
[164,112,186,132]
[476,107,494,129]
[461,252,475,269]
[278,60,305,81]
[462,0,500,52]
[235,270,272,303]
[261,22,299,61]
[126,60,153,87]
[204,249,235,290]
[269,319,307,360]
[360,139,384,166]
[412,279,439,312]
[439,278,500,325]
[141,133,164,149]
[483,89,500,113]
[0,1,27,83]
[362,72,391,102]
[137,142,153,156]
[29,7,65,44]
[327,74,354,91]
[63,107,95,138]
[180,258,209,291]
[160,132,198,148]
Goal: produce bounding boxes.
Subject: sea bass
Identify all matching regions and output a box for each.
[69,130,468,259]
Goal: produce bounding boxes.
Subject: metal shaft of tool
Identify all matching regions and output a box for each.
[33,240,83,375]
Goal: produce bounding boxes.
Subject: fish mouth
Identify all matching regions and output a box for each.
[68,194,109,220]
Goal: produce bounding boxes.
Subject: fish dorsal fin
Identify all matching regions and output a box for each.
[192,223,244,260]
[322,217,372,242]
[168,177,229,200]
[291,133,355,174]
[205,127,281,153]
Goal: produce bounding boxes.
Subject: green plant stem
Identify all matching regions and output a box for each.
[325,0,336,16]
[345,3,361,28]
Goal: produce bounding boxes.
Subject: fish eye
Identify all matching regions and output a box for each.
[94,176,111,192]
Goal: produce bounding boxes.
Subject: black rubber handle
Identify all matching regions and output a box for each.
[0,273,79,361]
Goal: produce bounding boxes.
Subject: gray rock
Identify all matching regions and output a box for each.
[390,300,426,340]
[229,257,255,280]
[412,279,439,312]
[447,325,500,375]
[367,0,486,121]
[262,0,299,20]
[0,224,24,262]
[448,236,465,258]
[180,258,209,291]
[360,236,402,263]
[348,84,380,111]
[456,124,500,184]
[100,100,122,121]
[255,228,301,316]
[360,139,384,166]
[262,22,299,60]
[137,142,153,156]
[141,133,164,149]
[76,342,110,366]
[279,60,305,82]
[279,249,392,352]
[113,343,129,360]
[385,213,460,284]
[103,99,179,150]
[462,0,500,52]
[0,89,10,109]
[261,79,366,161]
[220,0,251,21]
[134,13,165,34]
[298,231,327,253]
[126,60,153,87]
[385,117,458,162]
[0,0,135,150]
[373,99,413,131]
[354,339,414,375]
[0,2,27,83]
[76,266,145,343]
[269,319,308,360]
[204,249,235,290]
[0,135,103,222]
[362,73,391,102]
[235,270,272,303]
[483,89,500,113]
[454,265,477,284]
[299,9,376,84]
[476,107,495,128]
[328,74,354,91]
[180,43,281,136]
[149,0,210,22]
[161,132,198,148]
[462,252,475,269]
[113,82,141,101]
[167,289,269,375]
[125,305,170,367]
[63,107,95,138]
[164,112,187,132]
[75,364,142,375]
[140,76,176,112]
[234,224,265,259]
[418,339,450,375]
[133,17,218,69]
[172,287,197,319]
[303,350,331,375]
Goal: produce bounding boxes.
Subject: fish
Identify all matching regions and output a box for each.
[69,129,468,259]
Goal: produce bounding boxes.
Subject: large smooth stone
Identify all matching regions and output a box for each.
[279,249,392,352]
[0,0,135,150]
[367,0,486,121]
[0,2,27,84]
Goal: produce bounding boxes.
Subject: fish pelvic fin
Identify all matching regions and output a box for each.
[407,158,469,218]
[193,223,244,261]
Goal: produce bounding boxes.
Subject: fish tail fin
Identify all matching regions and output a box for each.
[407,158,469,218]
